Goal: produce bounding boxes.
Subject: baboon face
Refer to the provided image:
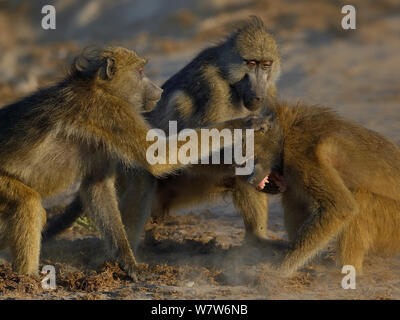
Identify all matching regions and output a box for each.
[141,77,164,111]
[111,63,163,112]
[232,59,275,111]
[74,47,163,112]
[102,48,163,112]
[247,115,284,193]
[223,17,281,111]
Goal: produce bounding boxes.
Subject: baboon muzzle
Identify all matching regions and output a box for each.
[234,74,267,111]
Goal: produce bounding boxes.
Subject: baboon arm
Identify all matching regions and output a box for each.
[42,196,84,241]
[146,119,251,177]
[64,98,186,176]
[80,169,137,279]
[65,102,251,178]
[280,163,359,275]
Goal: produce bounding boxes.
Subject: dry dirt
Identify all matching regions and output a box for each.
[1,199,400,299]
[0,0,399,300]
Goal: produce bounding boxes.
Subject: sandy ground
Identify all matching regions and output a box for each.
[0,0,399,299]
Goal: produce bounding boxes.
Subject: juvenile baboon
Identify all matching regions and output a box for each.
[0,46,260,277]
[248,102,400,275]
[44,16,281,249]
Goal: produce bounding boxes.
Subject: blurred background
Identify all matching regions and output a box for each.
[0,0,399,140]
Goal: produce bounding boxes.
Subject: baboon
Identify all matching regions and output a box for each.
[0,46,261,277]
[248,102,400,275]
[44,16,282,250]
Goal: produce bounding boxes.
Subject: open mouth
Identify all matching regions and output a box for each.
[257,175,270,190]
[256,172,287,193]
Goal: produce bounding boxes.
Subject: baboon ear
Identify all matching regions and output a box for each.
[74,55,89,73]
[104,57,116,80]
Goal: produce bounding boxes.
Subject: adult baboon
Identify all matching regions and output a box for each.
[0,46,260,277]
[248,102,400,275]
[123,17,281,250]
[44,17,281,246]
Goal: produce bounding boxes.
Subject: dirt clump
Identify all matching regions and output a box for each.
[57,262,131,292]
[0,265,41,295]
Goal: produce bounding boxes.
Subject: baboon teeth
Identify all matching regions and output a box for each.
[257,175,270,190]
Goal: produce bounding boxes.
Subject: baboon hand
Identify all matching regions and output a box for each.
[223,115,271,132]
[242,115,272,132]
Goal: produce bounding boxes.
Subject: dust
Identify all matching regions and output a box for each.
[1,205,400,299]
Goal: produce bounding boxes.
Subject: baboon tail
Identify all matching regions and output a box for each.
[42,196,84,241]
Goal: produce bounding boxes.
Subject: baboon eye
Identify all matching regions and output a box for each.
[262,61,273,69]
[247,60,257,67]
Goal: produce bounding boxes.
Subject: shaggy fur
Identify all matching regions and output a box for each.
[250,102,400,275]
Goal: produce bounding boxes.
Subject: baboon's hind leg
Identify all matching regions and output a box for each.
[336,220,369,274]
[119,170,158,252]
[282,192,313,242]
[336,191,400,273]
[0,175,45,275]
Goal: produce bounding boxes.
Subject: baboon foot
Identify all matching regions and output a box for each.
[118,253,138,281]
[276,252,303,277]
[13,263,39,277]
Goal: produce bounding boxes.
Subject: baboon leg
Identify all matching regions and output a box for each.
[153,172,229,220]
[369,196,400,255]
[42,196,84,241]
[0,175,45,275]
[151,184,174,221]
[282,193,312,242]
[335,190,372,274]
[80,169,137,280]
[280,165,360,275]
[336,221,369,274]
[119,170,157,251]
[120,169,229,250]
[231,177,269,243]
[336,191,400,273]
